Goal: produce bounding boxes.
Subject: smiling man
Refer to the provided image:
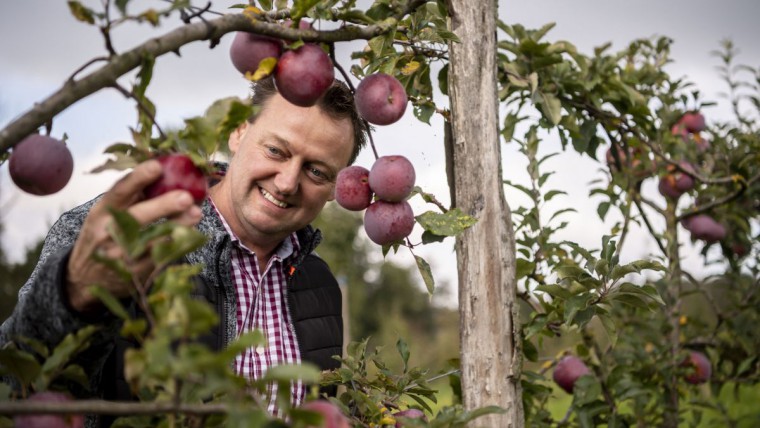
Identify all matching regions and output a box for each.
[0,76,368,425]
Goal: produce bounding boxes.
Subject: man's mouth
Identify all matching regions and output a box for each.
[260,187,289,208]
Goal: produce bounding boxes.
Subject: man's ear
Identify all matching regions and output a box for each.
[228,121,249,154]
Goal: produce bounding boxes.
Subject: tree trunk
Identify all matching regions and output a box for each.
[447,1,524,426]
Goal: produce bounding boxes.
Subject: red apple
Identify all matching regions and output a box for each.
[658,161,696,200]
[393,408,427,427]
[229,31,283,77]
[553,355,590,393]
[681,350,711,385]
[363,200,415,245]
[355,73,408,125]
[274,43,334,107]
[681,214,726,243]
[13,391,84,428]
[368,155,416,202]
[9,134,74,196]
[680,111,706,133]
[144,154,207,204]
[335,165,373,211]
[301,400,350,428]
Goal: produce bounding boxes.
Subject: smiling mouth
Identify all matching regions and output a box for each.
[260,187,289,208]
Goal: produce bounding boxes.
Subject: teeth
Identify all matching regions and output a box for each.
[260,188,288,208]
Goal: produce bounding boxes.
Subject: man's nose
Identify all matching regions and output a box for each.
[274,161,300,195]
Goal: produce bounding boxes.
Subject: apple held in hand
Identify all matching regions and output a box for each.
[355,73,408,125]
[144,154,207,204]
[553,355,591,393]
[301,400,350,428]
[274,43,334,107]
[335,165,373,211]
[368,155,416,202]
[13,391,84,428]
[9,134,74,196]
[681,350,712,385]
[364,200,415,245]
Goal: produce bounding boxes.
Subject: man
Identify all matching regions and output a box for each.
[0,76,367,424]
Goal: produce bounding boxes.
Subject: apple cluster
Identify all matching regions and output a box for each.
[229,20,334,107]
[335,155,416,246]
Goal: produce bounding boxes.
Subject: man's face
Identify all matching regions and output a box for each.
[218,93,354,248]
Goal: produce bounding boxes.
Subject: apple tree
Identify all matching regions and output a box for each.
[0,0,517,426]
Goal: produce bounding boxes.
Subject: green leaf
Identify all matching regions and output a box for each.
[537,91,562,125]
[597,313,618,347]
[535,283,572,300]
[67,1,96,24]
[414,255,435,295]
[437,64,449,96]
[151,225,207,266]
[573,374,601,406]
[516,258,534,280]
[12,336,49,360]
[88,285,130,320]
[565,293,592,324]
[107,208,141,251]
[0,347,41,387]
[415,208,477,237]
[41,326,99,381]
[115,0,130,15]
[262,363,321,384]
[597,201,611,221]
[57,364,90,390]
[291,0,321,20]
[396,337,410,373]
[413,102,435,125]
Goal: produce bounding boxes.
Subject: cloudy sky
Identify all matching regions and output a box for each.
[1,0,758,302]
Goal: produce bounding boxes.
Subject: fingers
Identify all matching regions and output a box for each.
[94,160,162,214]
[127,190,200,227]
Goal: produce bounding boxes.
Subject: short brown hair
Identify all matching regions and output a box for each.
[248,76,368,166]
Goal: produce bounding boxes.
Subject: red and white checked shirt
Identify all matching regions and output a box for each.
[211,202,305,414]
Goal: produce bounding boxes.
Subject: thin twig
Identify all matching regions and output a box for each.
[110,82,167,141]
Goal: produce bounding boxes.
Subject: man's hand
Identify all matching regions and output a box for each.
[66,160,204,314]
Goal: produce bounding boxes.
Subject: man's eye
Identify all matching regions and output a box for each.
[307,167,329,181]
[267,146,283,156]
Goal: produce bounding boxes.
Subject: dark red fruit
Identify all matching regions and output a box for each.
[355,73,408,125]
[274,44,334,107]
[335,165,373,211]
[363,200,414,246]
[13,391,84,428]
[553,355,590,393]
[682,350,711,385]
[368,155,416,202]
[229,31,283,77]
[681,214,726,243]
[144,154,207,204]
[657,161,696,200]
[9,134,74,196]
[680,111,706,133]
[301,400,350,428]
[393,408,427,427]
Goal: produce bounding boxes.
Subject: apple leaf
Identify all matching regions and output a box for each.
[0,346,41,387]
[536,91,562,125]
[67,1,96,24]
[89,285,130,320]
[262,362,321,384]
[414,255,435,295]
[396,337,410,373]
[415,208,477,237]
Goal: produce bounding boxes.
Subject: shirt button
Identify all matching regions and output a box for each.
[255,346,265,355]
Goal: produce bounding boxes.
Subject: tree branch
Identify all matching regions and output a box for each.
[0,399,229,416]
[0,1,427,153]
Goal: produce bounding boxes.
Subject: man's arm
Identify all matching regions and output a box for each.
[0,160,203,394]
